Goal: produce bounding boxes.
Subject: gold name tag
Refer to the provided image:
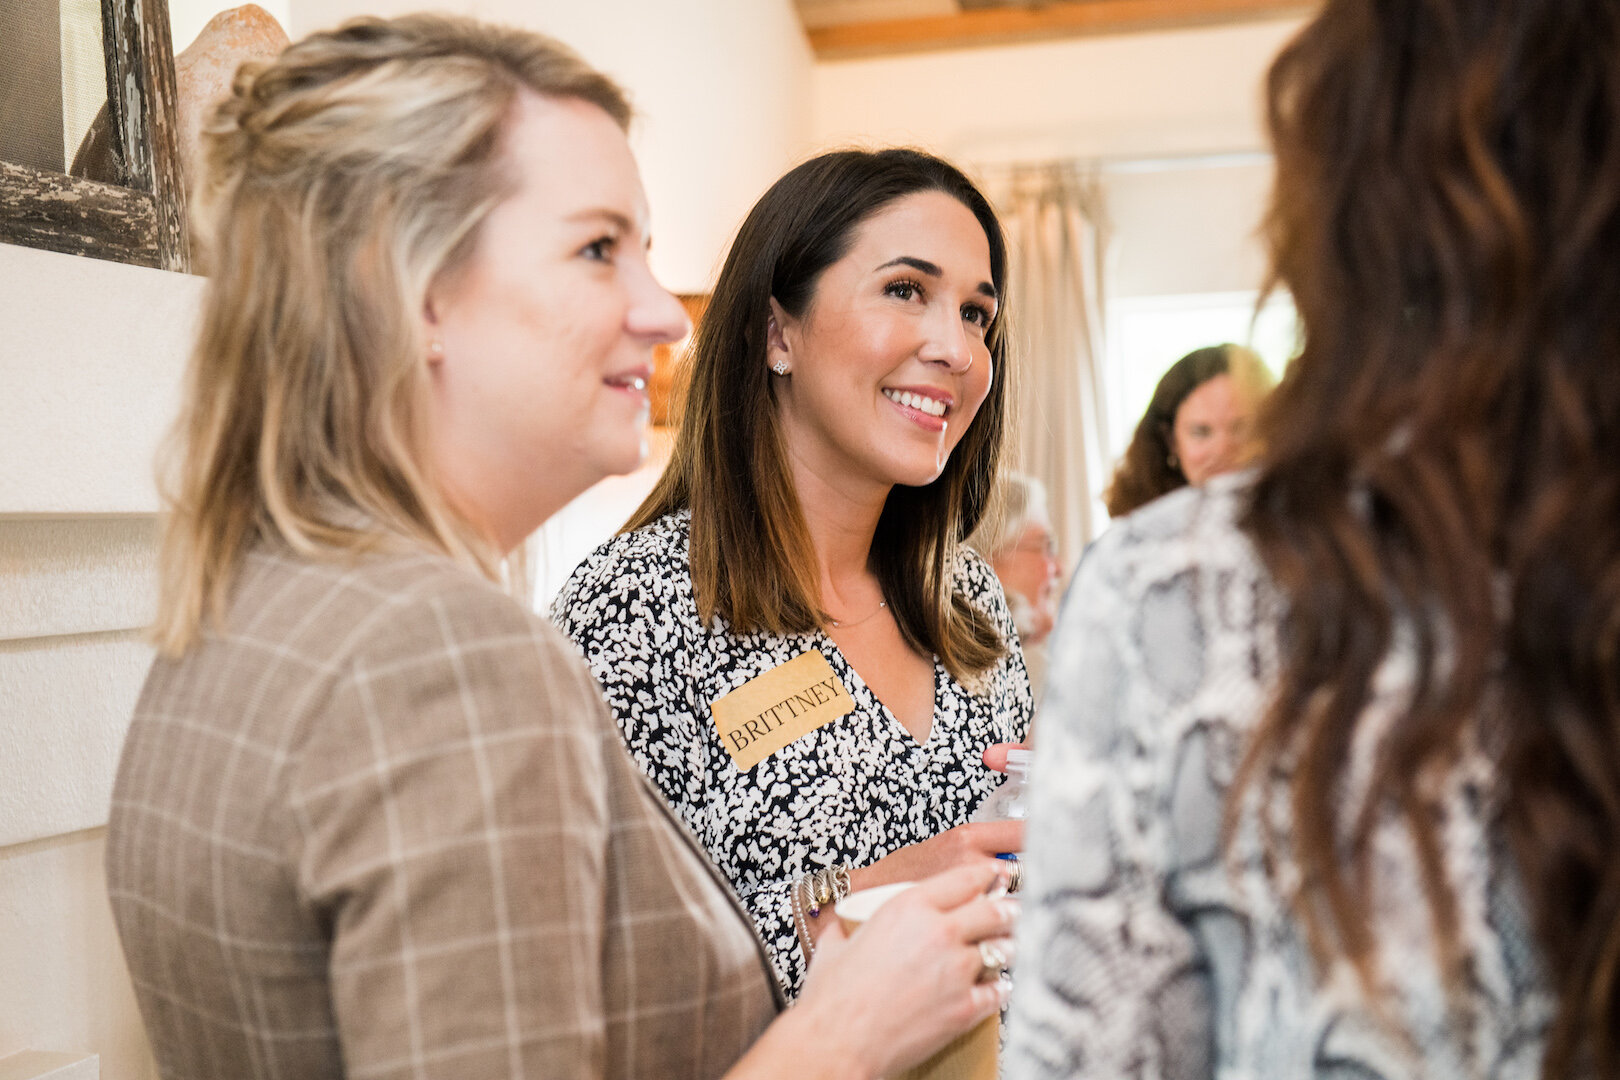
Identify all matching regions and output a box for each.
[710,650,855,771]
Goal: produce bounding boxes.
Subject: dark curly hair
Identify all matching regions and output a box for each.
[1238,1,1620,1075]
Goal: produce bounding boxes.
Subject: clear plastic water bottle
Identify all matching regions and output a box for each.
[971,747,1033,823]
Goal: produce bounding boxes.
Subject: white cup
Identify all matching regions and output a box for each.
[834,882,1000,1080]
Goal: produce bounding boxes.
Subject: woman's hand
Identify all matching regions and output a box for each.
[845,821,1023,898]
[794,809,1022,948]
[737,862,1015,1080]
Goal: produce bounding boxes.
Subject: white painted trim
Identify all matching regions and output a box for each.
[0,1051,99,1080]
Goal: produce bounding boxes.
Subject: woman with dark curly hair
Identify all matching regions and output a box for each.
[1008,0,1620,1077]
[1102,342,1272,518]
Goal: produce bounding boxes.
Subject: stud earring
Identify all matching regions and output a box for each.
[772,361,789,376]
[428,339,444,359]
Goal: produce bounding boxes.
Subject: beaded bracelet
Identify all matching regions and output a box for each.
[791,875,815,960]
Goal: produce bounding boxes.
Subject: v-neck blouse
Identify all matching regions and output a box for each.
[552,510,1034,995]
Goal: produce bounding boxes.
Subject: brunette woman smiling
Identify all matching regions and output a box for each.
[554,149,1032,996]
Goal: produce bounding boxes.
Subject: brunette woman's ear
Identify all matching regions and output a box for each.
[766,297,793,376]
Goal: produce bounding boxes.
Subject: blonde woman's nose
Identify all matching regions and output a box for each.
[628,265,690,345]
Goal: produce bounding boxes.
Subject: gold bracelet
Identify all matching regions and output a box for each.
[808,864,853,918]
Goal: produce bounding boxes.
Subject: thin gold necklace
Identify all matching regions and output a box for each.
[829,600,887,629]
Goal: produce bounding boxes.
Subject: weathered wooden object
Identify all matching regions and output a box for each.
[0,0,188,272]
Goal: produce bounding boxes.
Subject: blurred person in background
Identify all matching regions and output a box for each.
[1102,342,1273,518]
[967,472,1061,695]
[1007,0,1620,1077]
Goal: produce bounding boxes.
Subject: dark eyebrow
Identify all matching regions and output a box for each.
[877,255,941,277]
[876,256,997,303]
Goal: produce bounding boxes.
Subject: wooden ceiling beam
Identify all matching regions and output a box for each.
[808,0,1314,59]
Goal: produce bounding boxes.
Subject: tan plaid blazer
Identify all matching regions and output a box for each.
[107,547,782,1080]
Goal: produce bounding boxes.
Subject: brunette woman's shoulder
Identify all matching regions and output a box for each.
[950,538,1001,595]
[549,509,693,628]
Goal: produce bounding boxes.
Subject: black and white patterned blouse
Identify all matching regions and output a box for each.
[552,510,1034,995]
[1005,475,1555,1080]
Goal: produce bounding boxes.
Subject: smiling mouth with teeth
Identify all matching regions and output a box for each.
[883,388,948,418]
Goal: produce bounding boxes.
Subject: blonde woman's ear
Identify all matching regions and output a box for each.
[422,296,447,365]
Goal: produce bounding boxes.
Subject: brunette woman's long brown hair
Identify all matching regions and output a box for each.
[627,149,1012,682]
[1239,1,1620,1075]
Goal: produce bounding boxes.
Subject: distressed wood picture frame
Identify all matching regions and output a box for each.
[0,0,188,272]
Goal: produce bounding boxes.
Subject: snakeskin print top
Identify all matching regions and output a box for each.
[1005,474,1557,1080]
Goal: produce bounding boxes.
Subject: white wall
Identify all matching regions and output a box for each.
[292,0,816,294]
[1106,160,1274,297]
[812,18,1300,164]
[812,18,1303,297]
[0,243,190,1080]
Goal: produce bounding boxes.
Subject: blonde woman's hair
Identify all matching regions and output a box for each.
[152,14,631,655]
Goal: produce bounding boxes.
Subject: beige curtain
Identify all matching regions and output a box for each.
[987,163,1112,567]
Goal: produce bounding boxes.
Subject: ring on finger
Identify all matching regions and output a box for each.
[978,939,1008,983]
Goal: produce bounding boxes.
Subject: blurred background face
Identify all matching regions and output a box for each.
[1171,373,1256,486]
[770,190,997,494]
[989,517,1060,645]
[425,91,688,547]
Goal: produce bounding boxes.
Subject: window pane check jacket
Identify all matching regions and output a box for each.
[107,546,783,1080]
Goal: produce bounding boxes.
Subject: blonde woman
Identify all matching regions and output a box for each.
[104,17,1014,1080]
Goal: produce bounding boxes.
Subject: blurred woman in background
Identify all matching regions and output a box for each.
[1008,0,1620,1076]
[1102,342,1272,518]
[967,472,1061,693]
